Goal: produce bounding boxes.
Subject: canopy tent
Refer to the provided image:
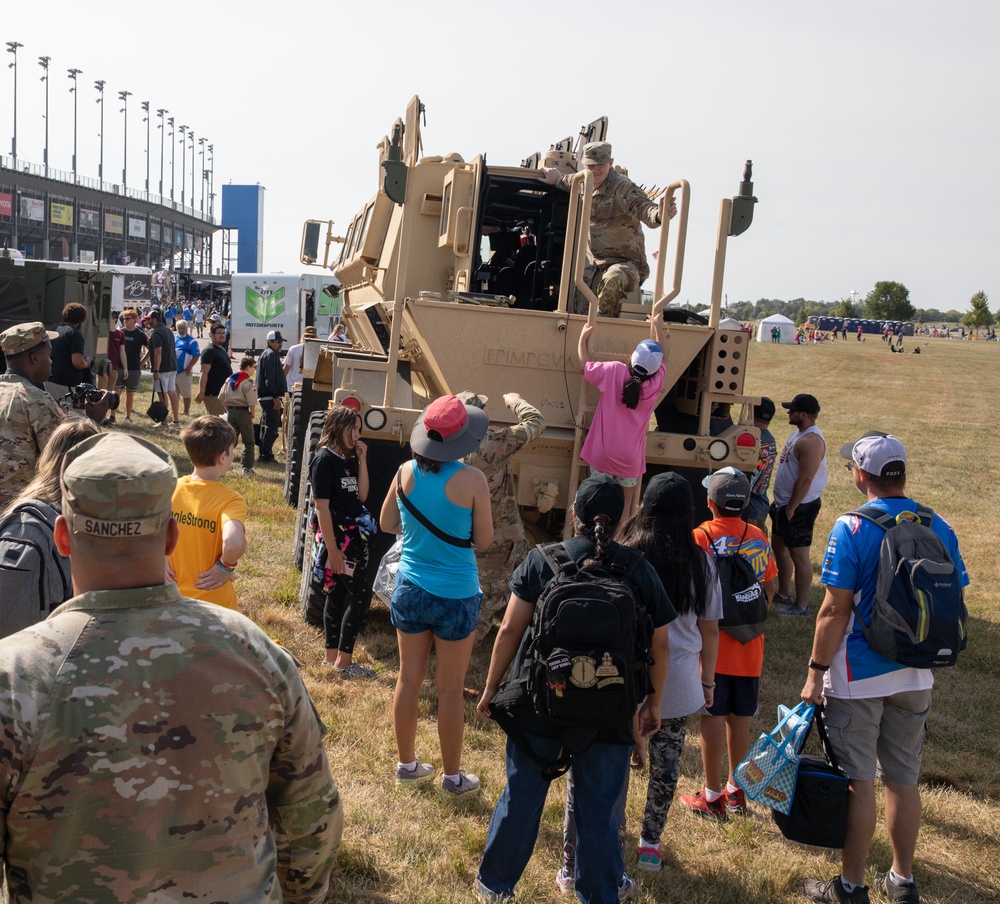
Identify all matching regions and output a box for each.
[756,314,796,344]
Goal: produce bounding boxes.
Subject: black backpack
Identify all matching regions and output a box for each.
[490,541,653,779]
[849,504,967,668]
[700,525,768,644]
[0,500,72,639]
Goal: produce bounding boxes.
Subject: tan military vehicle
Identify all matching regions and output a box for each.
[287,96,760,585]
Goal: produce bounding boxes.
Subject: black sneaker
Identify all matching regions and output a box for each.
[804,876,870,904]
[873,872,919,904]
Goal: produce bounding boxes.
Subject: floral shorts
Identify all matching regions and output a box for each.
[588,466,639,489]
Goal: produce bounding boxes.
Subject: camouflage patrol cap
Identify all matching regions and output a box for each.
[456,390,488,410]
[581,141,612,165]
[0,321,59,356]
[60,433,178,538]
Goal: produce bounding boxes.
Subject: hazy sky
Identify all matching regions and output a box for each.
[4,1,997,313]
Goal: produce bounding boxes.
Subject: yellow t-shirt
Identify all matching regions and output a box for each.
[170,476,247,610]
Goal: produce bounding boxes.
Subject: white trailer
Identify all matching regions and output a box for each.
[229,272,341,352]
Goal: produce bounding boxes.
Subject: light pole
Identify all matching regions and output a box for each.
[38,56,50,177]
[141,100,150,194]
[189,129,196,215]
[6,41,23,167]
[178,124,187,207]
[198,136,206,214]
[94,79,106,183]
[207,143,214,218]
[157,108,167,196]
[67,68,82,180]
[118,90,131,191]
[168,117,175,201]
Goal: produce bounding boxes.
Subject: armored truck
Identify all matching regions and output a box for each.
[287,97,760,582]
[0,250,115,373]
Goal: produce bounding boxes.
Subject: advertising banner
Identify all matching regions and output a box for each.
[20,197,44,221]
[105,213,123,235]
[51,202,74,227]
[185,231,194,250]
[0,192,12,217]
[80,208,99,229]
[174,227,183,246]
[128,216,146,239]
[150,220,160,241]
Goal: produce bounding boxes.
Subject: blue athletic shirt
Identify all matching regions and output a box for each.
[397,460,479,599]
[820,496,969,699]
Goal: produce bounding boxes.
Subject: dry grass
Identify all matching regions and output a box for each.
[134,337,1000,903]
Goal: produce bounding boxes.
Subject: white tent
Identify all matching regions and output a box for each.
[756,314,796,344]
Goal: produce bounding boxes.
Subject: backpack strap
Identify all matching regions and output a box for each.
[698,527,716,559]
[538,541,578,579]
[607,544,643,580]
[396,469,472,548]
[850,503,935,531]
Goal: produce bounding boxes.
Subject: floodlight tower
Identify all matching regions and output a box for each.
[38,55,50,177]
[6,41,23,167]
[67,67,82,180]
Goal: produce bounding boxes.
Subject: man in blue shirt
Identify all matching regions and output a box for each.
[174,319,201,416]
[801,432,968,904]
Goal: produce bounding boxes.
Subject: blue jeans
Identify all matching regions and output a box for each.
[477,734,630,904]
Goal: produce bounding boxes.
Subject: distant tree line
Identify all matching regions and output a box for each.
[722,283,993,331]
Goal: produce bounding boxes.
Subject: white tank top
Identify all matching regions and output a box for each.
[772,424,828,505]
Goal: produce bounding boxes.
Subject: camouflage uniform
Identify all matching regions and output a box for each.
[0,583,342,903]
[463,397,545,644]
[558,168,661,317]
[0,372,62,510]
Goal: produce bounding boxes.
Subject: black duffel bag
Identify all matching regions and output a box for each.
[772,706,849,848]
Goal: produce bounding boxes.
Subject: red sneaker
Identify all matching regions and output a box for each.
[725,786,748,815]
[678,789,727,821]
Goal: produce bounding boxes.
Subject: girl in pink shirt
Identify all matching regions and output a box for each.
[578,312,667,512]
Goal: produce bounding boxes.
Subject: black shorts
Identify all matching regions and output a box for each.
[705,674,760,718]
[770,498,822,548]
[124,370,142,392]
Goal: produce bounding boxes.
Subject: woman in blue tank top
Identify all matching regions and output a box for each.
[380,395,493,800]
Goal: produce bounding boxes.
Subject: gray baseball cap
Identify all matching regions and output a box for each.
[702,466,750,514]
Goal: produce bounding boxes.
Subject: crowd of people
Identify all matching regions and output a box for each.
[0,137,972,903]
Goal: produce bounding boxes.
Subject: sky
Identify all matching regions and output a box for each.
[3,0,998,313]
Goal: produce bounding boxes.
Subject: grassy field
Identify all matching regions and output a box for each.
[134,335,999,903]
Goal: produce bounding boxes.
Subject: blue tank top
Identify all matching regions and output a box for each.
[397,460,480,598]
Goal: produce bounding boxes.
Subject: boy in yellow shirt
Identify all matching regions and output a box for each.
[169,416,247,610]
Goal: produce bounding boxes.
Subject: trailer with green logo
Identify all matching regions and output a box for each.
[229,272,341,352]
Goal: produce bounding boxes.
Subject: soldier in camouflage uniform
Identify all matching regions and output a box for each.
[0,432,342,903]
[544,141,676,317]
[459,390,545,645]
[0,323,63,511]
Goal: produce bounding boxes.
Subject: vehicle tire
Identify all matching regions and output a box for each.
[293,410,326,570]
[357,437,412,599]
[283,390,304,505]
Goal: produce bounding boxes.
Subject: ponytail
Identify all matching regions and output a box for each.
[578,514,615,566]
[621,366,648,410]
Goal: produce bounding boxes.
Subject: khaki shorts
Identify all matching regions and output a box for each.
[823,689,931,784]
[176,370,193,398]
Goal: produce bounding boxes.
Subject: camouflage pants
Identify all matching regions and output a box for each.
[474,537,529,645]
[572,261,641,317]
[639,716,689,845]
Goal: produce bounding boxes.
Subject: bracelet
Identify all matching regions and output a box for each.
[808,658,830,672]
[702,681,716,689]
[214,558,236,574]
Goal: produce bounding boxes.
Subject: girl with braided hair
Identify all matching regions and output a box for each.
[578,311,667,514]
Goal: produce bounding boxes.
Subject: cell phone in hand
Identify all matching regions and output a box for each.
[343,561,356,576]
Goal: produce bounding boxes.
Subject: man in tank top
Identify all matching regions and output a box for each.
[770,393,828,616]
